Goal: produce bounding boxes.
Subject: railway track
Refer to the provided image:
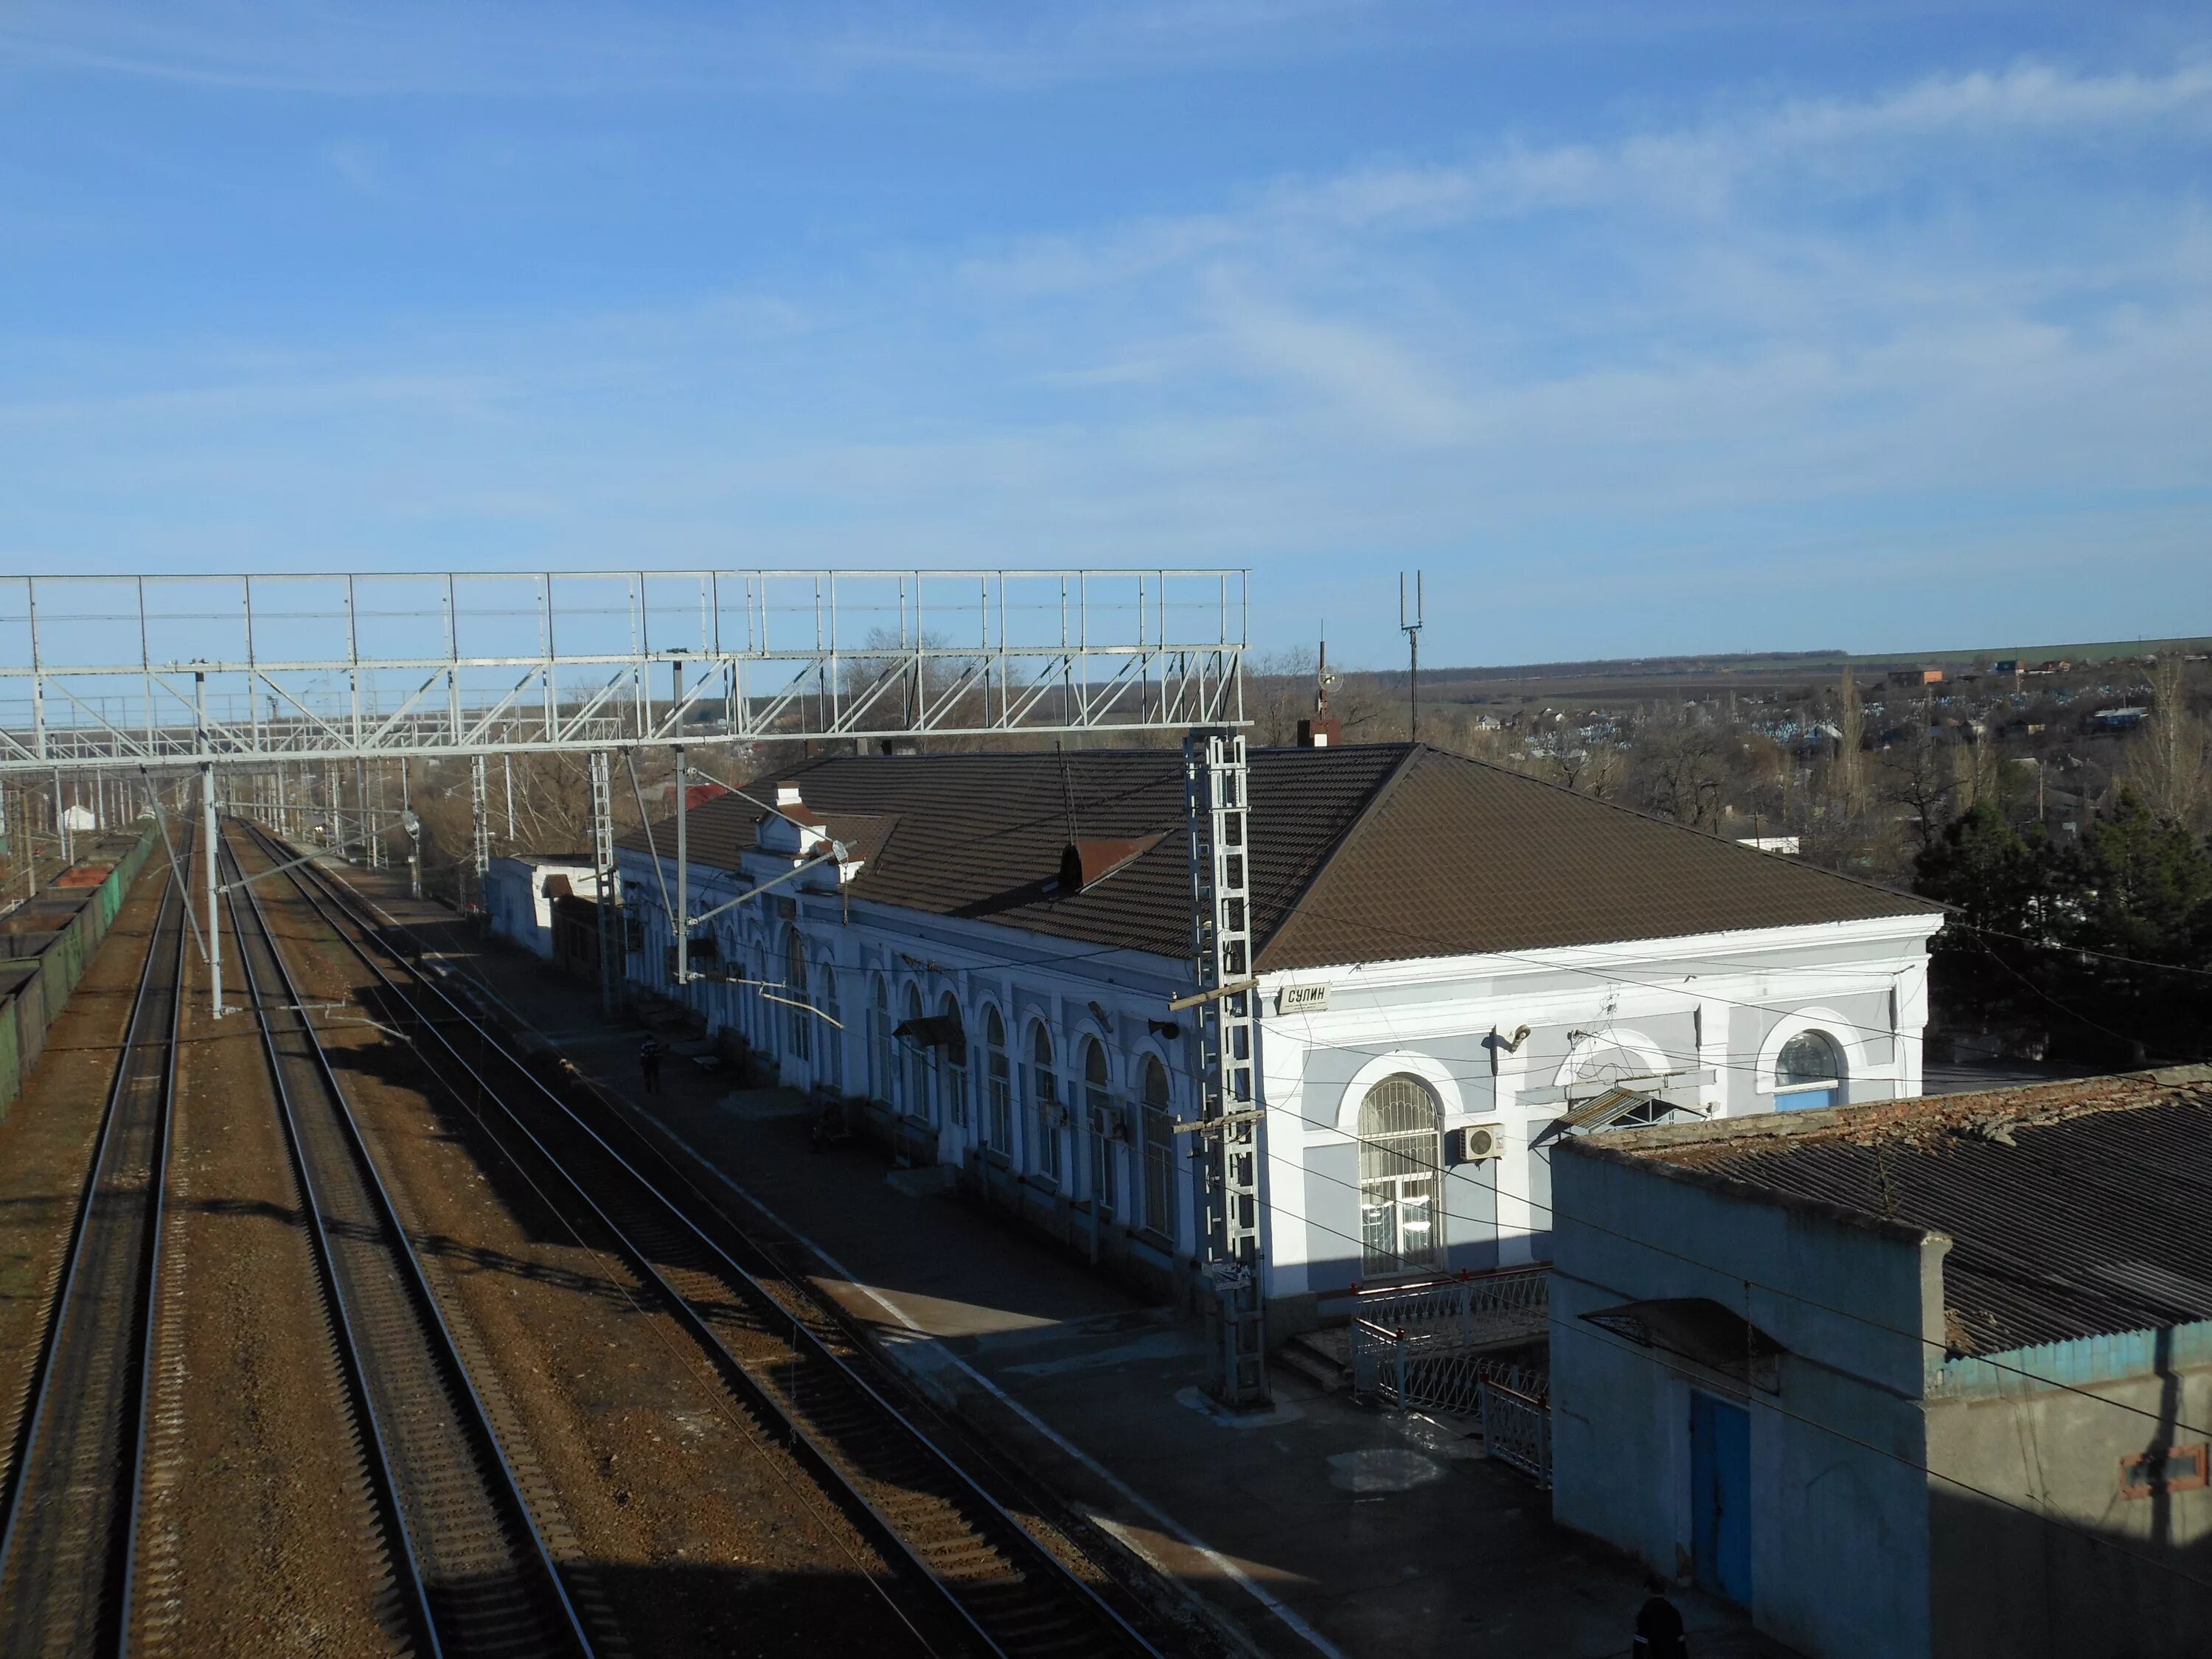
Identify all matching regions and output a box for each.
[241,819,1171,1659]
[217,827,593,1659]
[0,834,190,1655]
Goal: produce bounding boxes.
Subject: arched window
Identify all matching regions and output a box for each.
[902,984,930,1122]
[1357,1074,1443,1276]
[1140,1056,1174,1241]
[1029,1023,1062,1184]
[984,1007,1012,1153]
[938,992,969,1132]
[815,952,841,1090]
[1775,1031,1844,1110]
[1083,1038,1116,1215]
[785,930,811,1063]
[869,973,891,1102]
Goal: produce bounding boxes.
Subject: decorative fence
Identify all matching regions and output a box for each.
[1349,1265,1553,1486]
[1478,1378,1552,1488]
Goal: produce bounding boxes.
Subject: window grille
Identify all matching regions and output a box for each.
[902,984,930,1122]
[815,953,841,1090]
[1357,1074,1444,1275]
[1085,1039,1116,1216]
[785,929,810,1063]
[1030,1024,1062,1184]
[1141,1057,1174,1241]
[870,974,891,1102]
[1775,1029,1844,1110]
[939,993,968,1131]
[985,1007,1013,1152]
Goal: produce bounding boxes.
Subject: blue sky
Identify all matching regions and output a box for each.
[3,2,2208,670]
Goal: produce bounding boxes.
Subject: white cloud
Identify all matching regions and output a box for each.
[968,59,2212,296]
[3,43,2208,660]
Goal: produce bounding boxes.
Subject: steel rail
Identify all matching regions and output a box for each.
[0,830,189,1655]
[248,820,1168,1659]
[215,835,442,1657]
[218,827,592,1659]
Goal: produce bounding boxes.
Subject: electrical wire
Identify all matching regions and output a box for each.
[285,818,2212,1451]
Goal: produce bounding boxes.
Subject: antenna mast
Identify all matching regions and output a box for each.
[1399,571,1425,743]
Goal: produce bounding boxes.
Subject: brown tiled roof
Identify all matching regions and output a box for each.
[619,745,1405,961]
[1580,1068,2212,1352]
[619,744,1937,971]
[1266,746,1933,970]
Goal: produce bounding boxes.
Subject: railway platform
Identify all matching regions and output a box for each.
[352,869,1790,1659]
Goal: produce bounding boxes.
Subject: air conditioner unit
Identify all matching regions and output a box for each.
[1449,1124,1503,1165]
[1089,1103,1129,1141]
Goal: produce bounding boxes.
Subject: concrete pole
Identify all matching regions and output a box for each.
[675,743,689,998]
[55,766,70,867]
[203,762,221,1018]
[193,669,222,1018]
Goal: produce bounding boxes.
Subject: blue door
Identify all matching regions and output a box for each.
[1691,1393,1752,1604]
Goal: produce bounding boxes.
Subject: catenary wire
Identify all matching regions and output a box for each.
[316,816,2212,1449]
[618,841,2212,1433]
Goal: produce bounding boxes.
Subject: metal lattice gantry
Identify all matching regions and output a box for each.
[0,569,1248,773]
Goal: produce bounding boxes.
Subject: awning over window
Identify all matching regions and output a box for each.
[893,1013,965,1052]
[1581,1298,1784,1392]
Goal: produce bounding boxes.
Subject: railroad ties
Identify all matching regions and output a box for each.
[0,814,1169,1658]
[217,826,592,1659]
[0,832,189,1652]
[243,818,1167,1659]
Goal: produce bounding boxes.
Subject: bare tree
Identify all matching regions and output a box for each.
[1881,726,1957,852]
[1528,723,1626,796]
[1833,665,1865,818]
[1635,706,1731,831]
[2124,657,2211,830]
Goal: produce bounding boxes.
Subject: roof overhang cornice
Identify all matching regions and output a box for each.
[1259,910,1946,990]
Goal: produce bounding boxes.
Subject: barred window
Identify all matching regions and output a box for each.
[1084,1039,1116,1215]
[1141,1057,1175,1241]
[1029,1023,1061,1184]
[984,1006,1012,1152]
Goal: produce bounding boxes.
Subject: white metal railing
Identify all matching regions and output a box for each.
[1348,1266,1553,1484]
[1348,1265,1549,1354]
[1479,1377,1552,1488]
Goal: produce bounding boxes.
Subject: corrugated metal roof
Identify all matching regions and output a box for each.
[616,745,1938,971]
[1601,1070,2212,1353]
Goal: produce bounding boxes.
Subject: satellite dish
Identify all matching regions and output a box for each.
[402,810,422,837]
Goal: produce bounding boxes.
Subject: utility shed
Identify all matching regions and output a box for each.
[614,743,1943,1326]
[1549,1067,2212,1659]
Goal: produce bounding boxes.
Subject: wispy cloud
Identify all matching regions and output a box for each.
[969,60,2212,296]
[0,0,1412,97]
[3,32,2208,658]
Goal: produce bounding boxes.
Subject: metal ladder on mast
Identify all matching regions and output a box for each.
[1185,730,1269,1407]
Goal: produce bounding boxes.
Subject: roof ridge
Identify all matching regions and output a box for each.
[1419,742,1942,917]
[1251,743,1422,969]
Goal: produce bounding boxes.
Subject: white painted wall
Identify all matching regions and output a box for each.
[616,838,1941,1315]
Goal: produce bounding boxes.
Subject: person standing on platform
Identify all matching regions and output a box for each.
[1633,1578,1688,1658]
[639,1035,665,1096]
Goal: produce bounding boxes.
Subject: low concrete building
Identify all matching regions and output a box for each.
[1550,1069,2212,1659]
[484,853,601,961]
[614,743,1943,1326]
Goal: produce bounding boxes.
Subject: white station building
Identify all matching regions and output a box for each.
[615,742,1946,1329]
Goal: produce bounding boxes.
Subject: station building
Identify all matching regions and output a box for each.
[613,742,1944,1329]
